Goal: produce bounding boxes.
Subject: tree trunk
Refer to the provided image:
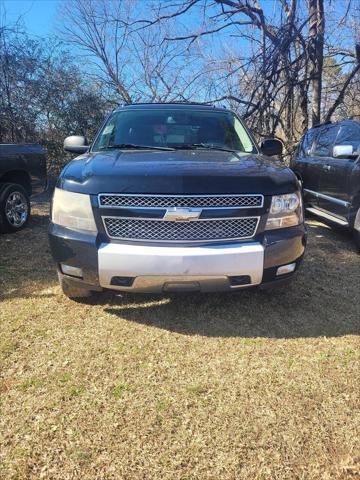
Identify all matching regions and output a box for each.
[308,0,324,127]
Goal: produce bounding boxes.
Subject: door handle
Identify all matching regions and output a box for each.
[323,165,331,171]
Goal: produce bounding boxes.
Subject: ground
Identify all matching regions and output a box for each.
[0,202,359,480]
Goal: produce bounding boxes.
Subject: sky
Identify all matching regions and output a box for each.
[1,0,356,47]
[1,0,59,37]
[1,0,282,38]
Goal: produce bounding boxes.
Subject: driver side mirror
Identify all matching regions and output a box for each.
[260,138,283,157]
[64,136,89,154]
[333,144,358,159]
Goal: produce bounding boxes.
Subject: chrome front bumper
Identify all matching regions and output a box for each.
[98,242,264,292]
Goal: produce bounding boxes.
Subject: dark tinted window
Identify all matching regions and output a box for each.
[335,123,360,152]
[299,130,318,156]
[313,125,340,157]
[92,109,256,153]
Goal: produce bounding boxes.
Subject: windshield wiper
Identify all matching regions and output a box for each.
[99,143,175,151]
[174,143,237,153]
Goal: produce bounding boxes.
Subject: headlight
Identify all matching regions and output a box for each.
[51,188,97,233]
[265,192,303,230]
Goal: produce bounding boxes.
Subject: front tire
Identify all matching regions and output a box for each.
[0,183,30,233]
[353,207,360,250]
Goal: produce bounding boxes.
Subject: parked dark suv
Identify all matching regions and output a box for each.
[291,119,360,247]
[49,102,306,299]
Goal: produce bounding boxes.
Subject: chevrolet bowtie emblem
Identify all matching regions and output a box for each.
[163,207,202,222]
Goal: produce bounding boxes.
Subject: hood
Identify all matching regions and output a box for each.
[58,149,298,195]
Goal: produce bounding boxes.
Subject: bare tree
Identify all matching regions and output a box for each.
[308,0,325,126]
[59,0,211,103]
[134,0,359,153]
[324,44,360,122]
[1,0,359,165]
[0,17,110,171]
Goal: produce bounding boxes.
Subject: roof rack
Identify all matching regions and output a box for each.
[311,120,332,129]
[117,101,217,107]
[311,118,360,129]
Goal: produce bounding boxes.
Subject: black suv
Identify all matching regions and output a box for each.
[49,103,306,299]
[291,119,360,247]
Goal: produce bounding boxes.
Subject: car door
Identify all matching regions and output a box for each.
[318,123,360,218]
[292,128,321,207]
[307,124,340,213]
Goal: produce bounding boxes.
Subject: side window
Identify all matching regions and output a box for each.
[299,130,318,157]
[233,117,254,152]
[335,123,360,153]
[313,125,339,157]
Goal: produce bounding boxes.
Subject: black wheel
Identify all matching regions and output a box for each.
[58,272,93,300]
[0,183,30,233]
[353,207,360,250]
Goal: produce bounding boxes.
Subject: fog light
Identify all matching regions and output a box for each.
[276,262,296,276]
[61,264,83,278]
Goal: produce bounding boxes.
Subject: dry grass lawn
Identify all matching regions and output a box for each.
[0,202,359,479]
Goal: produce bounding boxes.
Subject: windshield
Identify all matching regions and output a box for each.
[92,108,256,153]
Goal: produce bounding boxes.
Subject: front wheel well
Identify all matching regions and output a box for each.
[293,172,303,187]
[349,192,360,229]
[0,170,32,195]
[351,191,360,210]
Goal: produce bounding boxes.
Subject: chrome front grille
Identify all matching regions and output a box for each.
[103,216,259,242]
[99,193,263,209]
